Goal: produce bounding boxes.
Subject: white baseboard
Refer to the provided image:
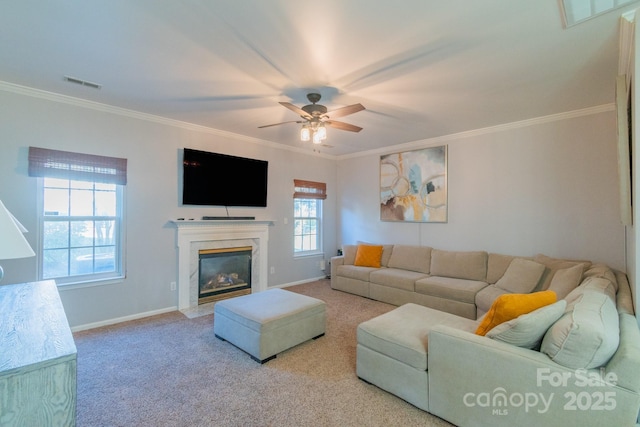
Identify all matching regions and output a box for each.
[71,306,177,332]
[270,276,328,289]
[71,276,328,332]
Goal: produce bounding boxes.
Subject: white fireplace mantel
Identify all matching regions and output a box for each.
[171,220,274,310]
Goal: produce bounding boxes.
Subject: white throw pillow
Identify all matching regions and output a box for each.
[486,300,566,349]
[495,258,546,294]
[541,290,619,369]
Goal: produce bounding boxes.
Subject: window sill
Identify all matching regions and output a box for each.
[294,251,324,259]
[55,275,125,291]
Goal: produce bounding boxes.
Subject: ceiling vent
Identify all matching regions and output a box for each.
[63,75,102,90]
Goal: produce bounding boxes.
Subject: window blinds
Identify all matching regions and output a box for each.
[293,179,326,200]
[28,146,127,185]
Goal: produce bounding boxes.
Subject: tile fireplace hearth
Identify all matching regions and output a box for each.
[171,220,273,312]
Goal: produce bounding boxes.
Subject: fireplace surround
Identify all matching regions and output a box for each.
[172,220,273,311]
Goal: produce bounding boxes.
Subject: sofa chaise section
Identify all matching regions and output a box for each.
[356,262,640,427]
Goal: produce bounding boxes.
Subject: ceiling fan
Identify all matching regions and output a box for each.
[259,93,365,143]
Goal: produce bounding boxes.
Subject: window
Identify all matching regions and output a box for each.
[28,147,127,285]
[293,180,326,256]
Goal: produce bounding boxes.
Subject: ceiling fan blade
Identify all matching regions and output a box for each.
[325,120,363,132]
[258,120,302,128]
[324,103,365,119]
[279,102,312,119]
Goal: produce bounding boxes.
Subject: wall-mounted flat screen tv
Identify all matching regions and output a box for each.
[182,148,268,207]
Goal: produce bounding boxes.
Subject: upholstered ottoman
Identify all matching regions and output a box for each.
[213,288,326,363]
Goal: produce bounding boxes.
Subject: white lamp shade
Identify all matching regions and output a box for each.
[0,200,35,260]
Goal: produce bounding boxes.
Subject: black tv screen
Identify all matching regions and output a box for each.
[182,148,268,207]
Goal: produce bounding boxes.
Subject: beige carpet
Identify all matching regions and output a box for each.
[74,279,456,427]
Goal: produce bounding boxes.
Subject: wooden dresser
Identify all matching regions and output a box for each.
[0,280,77,426]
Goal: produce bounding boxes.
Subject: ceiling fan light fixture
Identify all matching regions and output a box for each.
[316,124,327,141]
[300,126,310,141]
[312,131,323,144]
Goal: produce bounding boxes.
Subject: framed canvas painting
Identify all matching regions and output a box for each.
[380,145,447,222]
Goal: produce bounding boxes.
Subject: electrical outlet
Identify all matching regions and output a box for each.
[170,281,176,291]
[270,266,275,274]
[320,260,326,270]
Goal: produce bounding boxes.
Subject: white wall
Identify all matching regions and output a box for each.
[337,110,626,271]
[0,88,336,328]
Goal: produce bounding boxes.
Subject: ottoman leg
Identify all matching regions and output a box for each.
[252,354,277,364]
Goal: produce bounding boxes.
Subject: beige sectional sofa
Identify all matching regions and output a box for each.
[331,244,640,426]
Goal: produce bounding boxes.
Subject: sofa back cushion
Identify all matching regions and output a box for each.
[387,245,431,274]
[495,258,546,294]
[565,276,616,306]
[430,249,487,281]
[582,263,618,293]
[342,245,358,265]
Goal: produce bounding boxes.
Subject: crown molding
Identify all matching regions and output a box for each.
[337,104,615,160]
[0,81,336,160]
[0,80,612,162]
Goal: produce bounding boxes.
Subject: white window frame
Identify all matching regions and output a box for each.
[37,177,126,287]
[28,146,128,288]
[293,197,323,257]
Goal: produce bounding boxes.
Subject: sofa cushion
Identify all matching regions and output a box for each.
[565,276,616,306]
[415,276,488,304]
[430,249,487,281]
[475,290,557,336]
[387,245,431,274]
[486,300,566,349]
[369,268,428,292]
[541,289,619,369]
[582,263,618,293]
[342,244,358,265]
[357,303,478,370]
[547,263,585,300]
[354,244,384,268]
[495,258,546,294]
[336,265,378,282]
[474,284,510,314]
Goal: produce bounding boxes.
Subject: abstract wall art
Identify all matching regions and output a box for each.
[380,145,447,223]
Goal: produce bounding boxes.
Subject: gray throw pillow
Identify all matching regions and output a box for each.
[486,300,566,349]
[547,263,585,300]
[495,258,546,294]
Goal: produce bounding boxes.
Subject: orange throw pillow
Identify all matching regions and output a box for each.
[353,244,383,268]
[475,290,557,336]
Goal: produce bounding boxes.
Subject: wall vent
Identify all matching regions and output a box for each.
[63,75,102,90]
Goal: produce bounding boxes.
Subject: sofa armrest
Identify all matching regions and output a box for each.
[331,256,344,281]
[428,325,640,427]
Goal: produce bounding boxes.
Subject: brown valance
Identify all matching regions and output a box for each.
[28,146,127,185]
[293,179,327,200]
